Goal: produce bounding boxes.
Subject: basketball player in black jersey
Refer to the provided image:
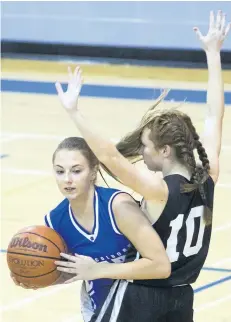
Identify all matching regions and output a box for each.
[55,10,230,322]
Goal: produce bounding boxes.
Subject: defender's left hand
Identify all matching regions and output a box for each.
[55,253,98,283]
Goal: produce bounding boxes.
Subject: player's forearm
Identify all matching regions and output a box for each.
[93,258,171,280]
[206,52,224,120]
[69,111,118,162]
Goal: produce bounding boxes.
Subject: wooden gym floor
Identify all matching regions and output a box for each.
[1,58,231,322]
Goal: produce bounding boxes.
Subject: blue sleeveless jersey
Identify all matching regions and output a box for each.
[44,186,130,312]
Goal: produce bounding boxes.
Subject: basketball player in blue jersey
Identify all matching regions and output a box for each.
[11,136,170,322]
[55,11,230,322]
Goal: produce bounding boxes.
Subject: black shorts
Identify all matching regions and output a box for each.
[90,280,194,322]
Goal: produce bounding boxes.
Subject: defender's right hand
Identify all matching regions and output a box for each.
[55,66,83,115]
[193,10,230,53]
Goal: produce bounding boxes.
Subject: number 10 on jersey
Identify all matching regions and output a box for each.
[166,206,206,263]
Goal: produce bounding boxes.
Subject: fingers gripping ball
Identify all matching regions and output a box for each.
[7,226,67,288]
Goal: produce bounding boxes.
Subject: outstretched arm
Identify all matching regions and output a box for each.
[55,68,168,202]
[194,11,230,183]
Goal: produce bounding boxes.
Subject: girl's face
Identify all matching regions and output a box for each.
[53,149,96,200]
[141,128,164,172]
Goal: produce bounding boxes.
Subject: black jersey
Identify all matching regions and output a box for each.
[126,174,215,287]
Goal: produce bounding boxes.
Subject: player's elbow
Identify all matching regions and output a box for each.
[161,259,171,278]
[154,254,171,279]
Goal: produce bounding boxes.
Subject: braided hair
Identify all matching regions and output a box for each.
[100,94,212,224]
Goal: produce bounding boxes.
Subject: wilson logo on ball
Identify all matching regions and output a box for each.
[10,237,48,253]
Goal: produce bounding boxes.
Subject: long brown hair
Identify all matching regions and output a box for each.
[101,91,212,224]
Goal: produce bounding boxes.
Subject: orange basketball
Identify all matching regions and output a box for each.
[7,225,67,288]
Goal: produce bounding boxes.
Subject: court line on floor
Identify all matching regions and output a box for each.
[0,154,9,159]
[213,222,231,233]
[2,71,231,91]
[0,283,73,312]
[64,293,231,321]
[1,168,51,176]
[62,314,83,322]
[0,132,119,144]
[1,131,231,150]
[194,275,231,293]
[2,79,231,104]
[61,287,231,321]
[195,294,231,313]
[1,274,230,313]
[1,167,231,190]
[2,247,231,273]
[202,267,231,273]
[211,257,231,268]
[0,132,65,142]
[1,246,230,314]
[1,247,230,274]
[64,293,231,319]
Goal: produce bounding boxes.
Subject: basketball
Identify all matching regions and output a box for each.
[7,225,67,288]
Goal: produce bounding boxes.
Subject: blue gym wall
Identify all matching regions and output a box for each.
[2,1,231,50]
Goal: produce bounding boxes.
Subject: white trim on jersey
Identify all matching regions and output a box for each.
[80,281,95,322]
[45,213,54,229]
[110,280,128,322]
[68,190,99,242]
[95,280,129,322]
[108,191,124,235]
[95,280,120,322]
